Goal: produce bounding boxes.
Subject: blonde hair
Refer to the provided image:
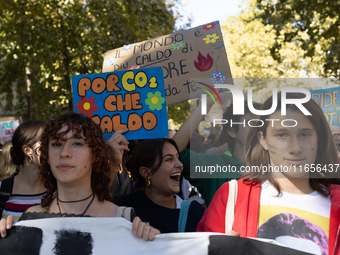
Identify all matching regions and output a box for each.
[0,140,18,181]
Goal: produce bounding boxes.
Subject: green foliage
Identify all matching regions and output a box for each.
[0,0,177,120]
[221,1,328,101]
[168,100,190,128]
[254,0,340,78]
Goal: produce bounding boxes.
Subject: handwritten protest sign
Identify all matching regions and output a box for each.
[311,86,340,127]
[0,117,21,144]
[102,21,232,105]
[72,67,168,140]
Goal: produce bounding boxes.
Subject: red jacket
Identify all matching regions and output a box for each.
[197,179,340,255]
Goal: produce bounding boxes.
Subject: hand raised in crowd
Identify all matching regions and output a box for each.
[107,128,129,168]
[132,216,161,241]
[0,215,14,238]
[107,128,130,184]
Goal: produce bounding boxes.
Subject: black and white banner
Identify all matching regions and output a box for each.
[0,218,311,255]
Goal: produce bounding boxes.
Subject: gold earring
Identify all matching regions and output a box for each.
[29,156,33,163]
[145,179,151,188]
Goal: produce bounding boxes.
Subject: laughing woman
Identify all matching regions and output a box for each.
[113,138,205,233]
[197,93,340,255]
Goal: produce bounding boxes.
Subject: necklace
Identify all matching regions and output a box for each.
[56,192,95,217]
[57,192,94,203]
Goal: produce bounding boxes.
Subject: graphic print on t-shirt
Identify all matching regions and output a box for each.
[258,181,331,255]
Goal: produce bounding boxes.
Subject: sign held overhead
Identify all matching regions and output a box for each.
[102,21,233,105]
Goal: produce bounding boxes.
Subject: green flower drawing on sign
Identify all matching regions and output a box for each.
[145,91,165,111]
[171,41,185,51]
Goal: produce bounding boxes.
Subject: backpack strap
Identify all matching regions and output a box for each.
[225,179,238,233]
[116,206,136,222]
[0,176,15,219]
[178,199,193,232]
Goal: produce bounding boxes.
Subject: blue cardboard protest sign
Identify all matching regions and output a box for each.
[72,67,168,140]
[311,86,340,127]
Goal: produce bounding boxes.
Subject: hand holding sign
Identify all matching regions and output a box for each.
[107,128,129,173]
[0,215,14,238]
[132,217,161,241]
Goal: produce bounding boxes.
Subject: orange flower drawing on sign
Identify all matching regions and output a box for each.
[76,97,98,118]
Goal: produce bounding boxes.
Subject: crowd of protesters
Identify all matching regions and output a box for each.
[0,92,340,254]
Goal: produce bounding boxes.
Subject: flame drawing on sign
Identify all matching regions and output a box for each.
[194,51,213,72]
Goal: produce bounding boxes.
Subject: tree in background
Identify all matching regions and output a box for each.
[222,0,327,101]
[167,100,190,128]
[254,0,339,78]
[0,0,177,120]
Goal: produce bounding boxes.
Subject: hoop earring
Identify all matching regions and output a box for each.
[145,179,151,188]
[29,156,33,163]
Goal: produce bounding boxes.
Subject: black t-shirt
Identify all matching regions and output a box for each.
[113,191,205,233]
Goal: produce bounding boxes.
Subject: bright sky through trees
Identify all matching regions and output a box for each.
[176,0,242,27]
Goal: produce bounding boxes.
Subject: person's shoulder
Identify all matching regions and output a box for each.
[97,200,119,217]
[329,183,340,207]
[0,176,15,191]
[214,179,240,198]
[189,199,205,211]
[26,204,44,213]
[219,179,232,189]
[19,204,45,221]
[99,200,136,221]
[113,191,142,204]
[187,200,205,220]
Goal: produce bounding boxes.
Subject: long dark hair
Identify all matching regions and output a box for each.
[126,138,180,188]
[10,120,46,165]
[244,93,338,196]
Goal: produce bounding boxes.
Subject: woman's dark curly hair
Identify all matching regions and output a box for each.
[39,112,111,207]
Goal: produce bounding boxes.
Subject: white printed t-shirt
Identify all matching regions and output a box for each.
[258,181,331,255]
